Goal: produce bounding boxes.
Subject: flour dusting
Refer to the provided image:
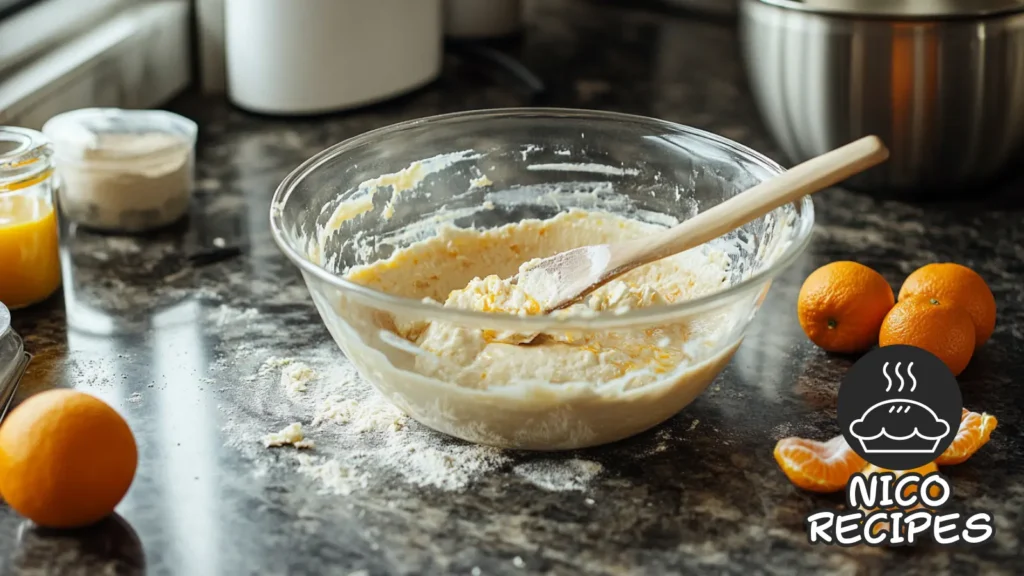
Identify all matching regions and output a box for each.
[210,304,260,326]
[280,362,316,395]
[263,423,314,449]
[260,356,294,372]
[295,454,370,496]
[312,393,407,431]
[216,340,513,494]
[513,458,603,491]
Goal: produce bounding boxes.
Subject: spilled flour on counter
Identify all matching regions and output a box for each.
[280,362,316,395]
[210,304,260,326]
[513,458,603,491]
[210,319,627,496]
[312,394,407,431]
[263,423,315,449]
[295,454,370,496]
[215,340,513,494]
[260,356,294,372]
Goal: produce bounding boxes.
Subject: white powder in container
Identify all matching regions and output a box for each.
[43,108,197,233]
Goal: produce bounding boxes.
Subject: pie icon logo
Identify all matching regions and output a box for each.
[838,346,962,469]
[850,398,950,454]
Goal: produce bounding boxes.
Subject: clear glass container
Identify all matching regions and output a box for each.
[271,108,815,450]
[0,127,61,309]
[42,108,197,233]
[0,302,30,420]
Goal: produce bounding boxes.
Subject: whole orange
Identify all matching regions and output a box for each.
[797,261,895,353]
[898,263,996,347]
[879,296,976,376]
[0,389,137,528]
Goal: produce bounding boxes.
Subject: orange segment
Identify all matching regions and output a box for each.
[774,435,867,493]
[936,409,997,466]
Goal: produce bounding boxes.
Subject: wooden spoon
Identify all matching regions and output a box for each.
[516,136,889,313]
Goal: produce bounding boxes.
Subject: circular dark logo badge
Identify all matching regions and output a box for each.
[838,345,962,470]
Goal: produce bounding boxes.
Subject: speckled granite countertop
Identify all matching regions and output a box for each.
[2,1,1023,575]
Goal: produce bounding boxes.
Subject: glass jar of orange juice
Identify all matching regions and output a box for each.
[0,127,61,309]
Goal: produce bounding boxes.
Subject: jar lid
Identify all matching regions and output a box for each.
[0,127,53,194]
[754,0,1024,18]
[41,107,198,163]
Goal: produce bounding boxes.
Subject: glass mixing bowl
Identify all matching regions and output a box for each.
[270,109,814,450]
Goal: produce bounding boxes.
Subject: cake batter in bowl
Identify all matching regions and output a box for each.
[270,109,814,450]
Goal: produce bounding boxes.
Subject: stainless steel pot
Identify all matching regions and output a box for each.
[740,0,1024,194]
[663,0,737,16]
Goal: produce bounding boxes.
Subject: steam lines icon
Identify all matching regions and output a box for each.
[882,361,916,392]
[849,361,951,454]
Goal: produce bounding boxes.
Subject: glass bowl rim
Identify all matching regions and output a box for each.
[269,107,815,330]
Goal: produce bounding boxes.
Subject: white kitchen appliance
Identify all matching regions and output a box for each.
[224,0,443,115]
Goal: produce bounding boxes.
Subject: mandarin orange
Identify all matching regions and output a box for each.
[797,261,895,354]
[0,389,137,528]
[899,263,996,347]
[879,296,976,376]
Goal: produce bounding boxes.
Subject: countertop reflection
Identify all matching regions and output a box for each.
[3,1,1024,574]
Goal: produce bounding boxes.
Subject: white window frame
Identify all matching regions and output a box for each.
[0,0,133,76]
[0,0,191,129]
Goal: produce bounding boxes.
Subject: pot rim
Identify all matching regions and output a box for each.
[748,0,1024,20]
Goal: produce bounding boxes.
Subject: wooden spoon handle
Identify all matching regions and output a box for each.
[619,136,890,268]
